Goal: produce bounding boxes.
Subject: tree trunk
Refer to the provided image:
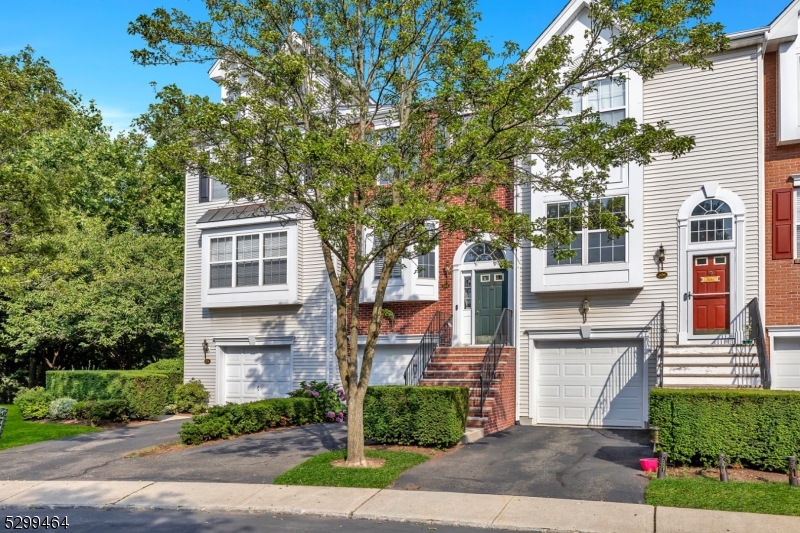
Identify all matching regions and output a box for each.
[345,386,367,466]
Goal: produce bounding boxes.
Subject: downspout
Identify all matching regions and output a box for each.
[757,33,767,320]
[514,180,521,423]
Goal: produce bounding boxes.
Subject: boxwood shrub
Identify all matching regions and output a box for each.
[179,398,320,445]
[142,358,183,376]
[364,386,469,448]
[13,387,54,420]
[72,399,132,425]
[650,388,800,471]
[47,371,181,419]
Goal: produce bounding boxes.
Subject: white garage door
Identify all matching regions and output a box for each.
[772,337,800,390]
[224,346,293,403]
[535,340,644,427]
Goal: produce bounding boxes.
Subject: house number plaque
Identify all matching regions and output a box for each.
[700,276,720,283]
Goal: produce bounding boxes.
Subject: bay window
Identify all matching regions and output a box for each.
[546,196,627,266]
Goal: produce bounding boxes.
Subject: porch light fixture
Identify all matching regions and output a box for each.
[656,244,668,279]
[202,338,211,365]
[442,262,452,289]
[581,296,590,323]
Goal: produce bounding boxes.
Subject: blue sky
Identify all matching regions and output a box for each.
[0,0,789,132]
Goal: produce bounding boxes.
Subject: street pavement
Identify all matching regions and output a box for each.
[2,479,799,533]
[4,508,482,533]
[0,420,346,483]
[395,425,652,503]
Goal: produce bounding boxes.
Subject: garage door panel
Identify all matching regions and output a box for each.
[563,386,586,398]
[224,345,293,403]
[539,385,560,398]
[772,336,800,390]
[535,340,643,428]
[539,364,560,376]
[564,364,586,376]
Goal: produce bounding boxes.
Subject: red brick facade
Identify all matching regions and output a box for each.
[764,51,800,330]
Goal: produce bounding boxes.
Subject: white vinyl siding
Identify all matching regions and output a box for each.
[184,170,334,404]
[517,46,760,420]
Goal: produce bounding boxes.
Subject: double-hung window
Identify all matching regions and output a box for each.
[374,255,403,280]
[209,231,289,289]
[546,196,627,266]
[589,78,626,126]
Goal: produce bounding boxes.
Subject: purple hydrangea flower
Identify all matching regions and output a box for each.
[327,411,335,419]
[311,390,319,398]
[327,384,334,390]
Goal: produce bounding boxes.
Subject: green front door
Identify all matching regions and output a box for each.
[475,270,508,344]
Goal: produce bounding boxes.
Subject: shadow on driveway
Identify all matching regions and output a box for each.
[393,425,652,504]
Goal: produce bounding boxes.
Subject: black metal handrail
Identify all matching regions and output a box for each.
[479,308,513,417]
[404,311,452,386]
[746,298,770,389]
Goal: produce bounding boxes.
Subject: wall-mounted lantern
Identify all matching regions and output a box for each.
[202,338,211,365]
[581,296,590,323]
[442,262,452,288]
[656,244,668,279]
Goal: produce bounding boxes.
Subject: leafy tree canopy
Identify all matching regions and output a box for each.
[130,0,726,464]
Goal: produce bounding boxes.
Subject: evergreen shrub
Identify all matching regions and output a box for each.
[13,387,54,420]
[364,386,469,448]
[47,370,180,419]
[179,398,320,445]
[650,388,800,471]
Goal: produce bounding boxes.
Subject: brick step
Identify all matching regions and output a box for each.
[419,378,499,387]
[467,416,487,428]
[426,361,507,371]
[422,370,506,379]
[469,405,491,415]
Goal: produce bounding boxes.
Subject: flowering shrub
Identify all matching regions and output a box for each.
[288,381,346,423]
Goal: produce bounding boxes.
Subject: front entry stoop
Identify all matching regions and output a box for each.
[419,346,516,435]
[662,344,762,388]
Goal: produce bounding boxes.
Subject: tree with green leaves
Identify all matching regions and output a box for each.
[130,0,725,465]
[0,48,186,388]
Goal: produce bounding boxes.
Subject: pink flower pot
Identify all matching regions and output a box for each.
[640,458,659,472]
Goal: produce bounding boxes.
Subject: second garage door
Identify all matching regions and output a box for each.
[224,346,293,403]
[534,340,644,427]
[771,336,800,390]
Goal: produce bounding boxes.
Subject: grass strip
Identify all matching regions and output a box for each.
[646,477,800,516]
[273,449,428,489]
[0,404,100,451]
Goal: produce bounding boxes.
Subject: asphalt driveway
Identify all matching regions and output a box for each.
[0,419,347,484]
[393,425,652,504]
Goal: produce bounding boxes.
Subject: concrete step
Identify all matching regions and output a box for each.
[663,354,758,365]
[467,416,487,428]
[663,364,759,376]
[664,344,755,356]
[662,375,761,387]
[461,427,484,443]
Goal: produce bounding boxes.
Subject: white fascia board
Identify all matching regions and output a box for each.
[767,0,800,42]
[522,0,590,61]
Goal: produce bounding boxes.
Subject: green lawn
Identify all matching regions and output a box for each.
[273,449,429,488]
[0,404,100,451]
[647,477,800,516]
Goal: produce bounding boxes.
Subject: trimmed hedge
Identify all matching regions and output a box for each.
[650,388,800,471]
[13,387,54,420]
[47,371,182,419]
[142,358,183,376]
[72,400,132,425]
[179,398,320,444]
[364,386,469,448]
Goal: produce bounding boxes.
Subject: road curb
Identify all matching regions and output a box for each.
[2,480,800,533]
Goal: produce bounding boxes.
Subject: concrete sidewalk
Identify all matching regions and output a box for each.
[1,480,799,533]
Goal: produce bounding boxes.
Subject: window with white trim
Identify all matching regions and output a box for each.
[209,231,289,289]
[374,255,402,280]
[690,199,732,243]
[211,177,229,200]
[560,78,626,125]
[546,196,627,266]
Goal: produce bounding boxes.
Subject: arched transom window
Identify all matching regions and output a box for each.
[464,242,504,263]
[690,199,732,243]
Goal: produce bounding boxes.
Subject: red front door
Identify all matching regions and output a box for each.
[692,255,730,335]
